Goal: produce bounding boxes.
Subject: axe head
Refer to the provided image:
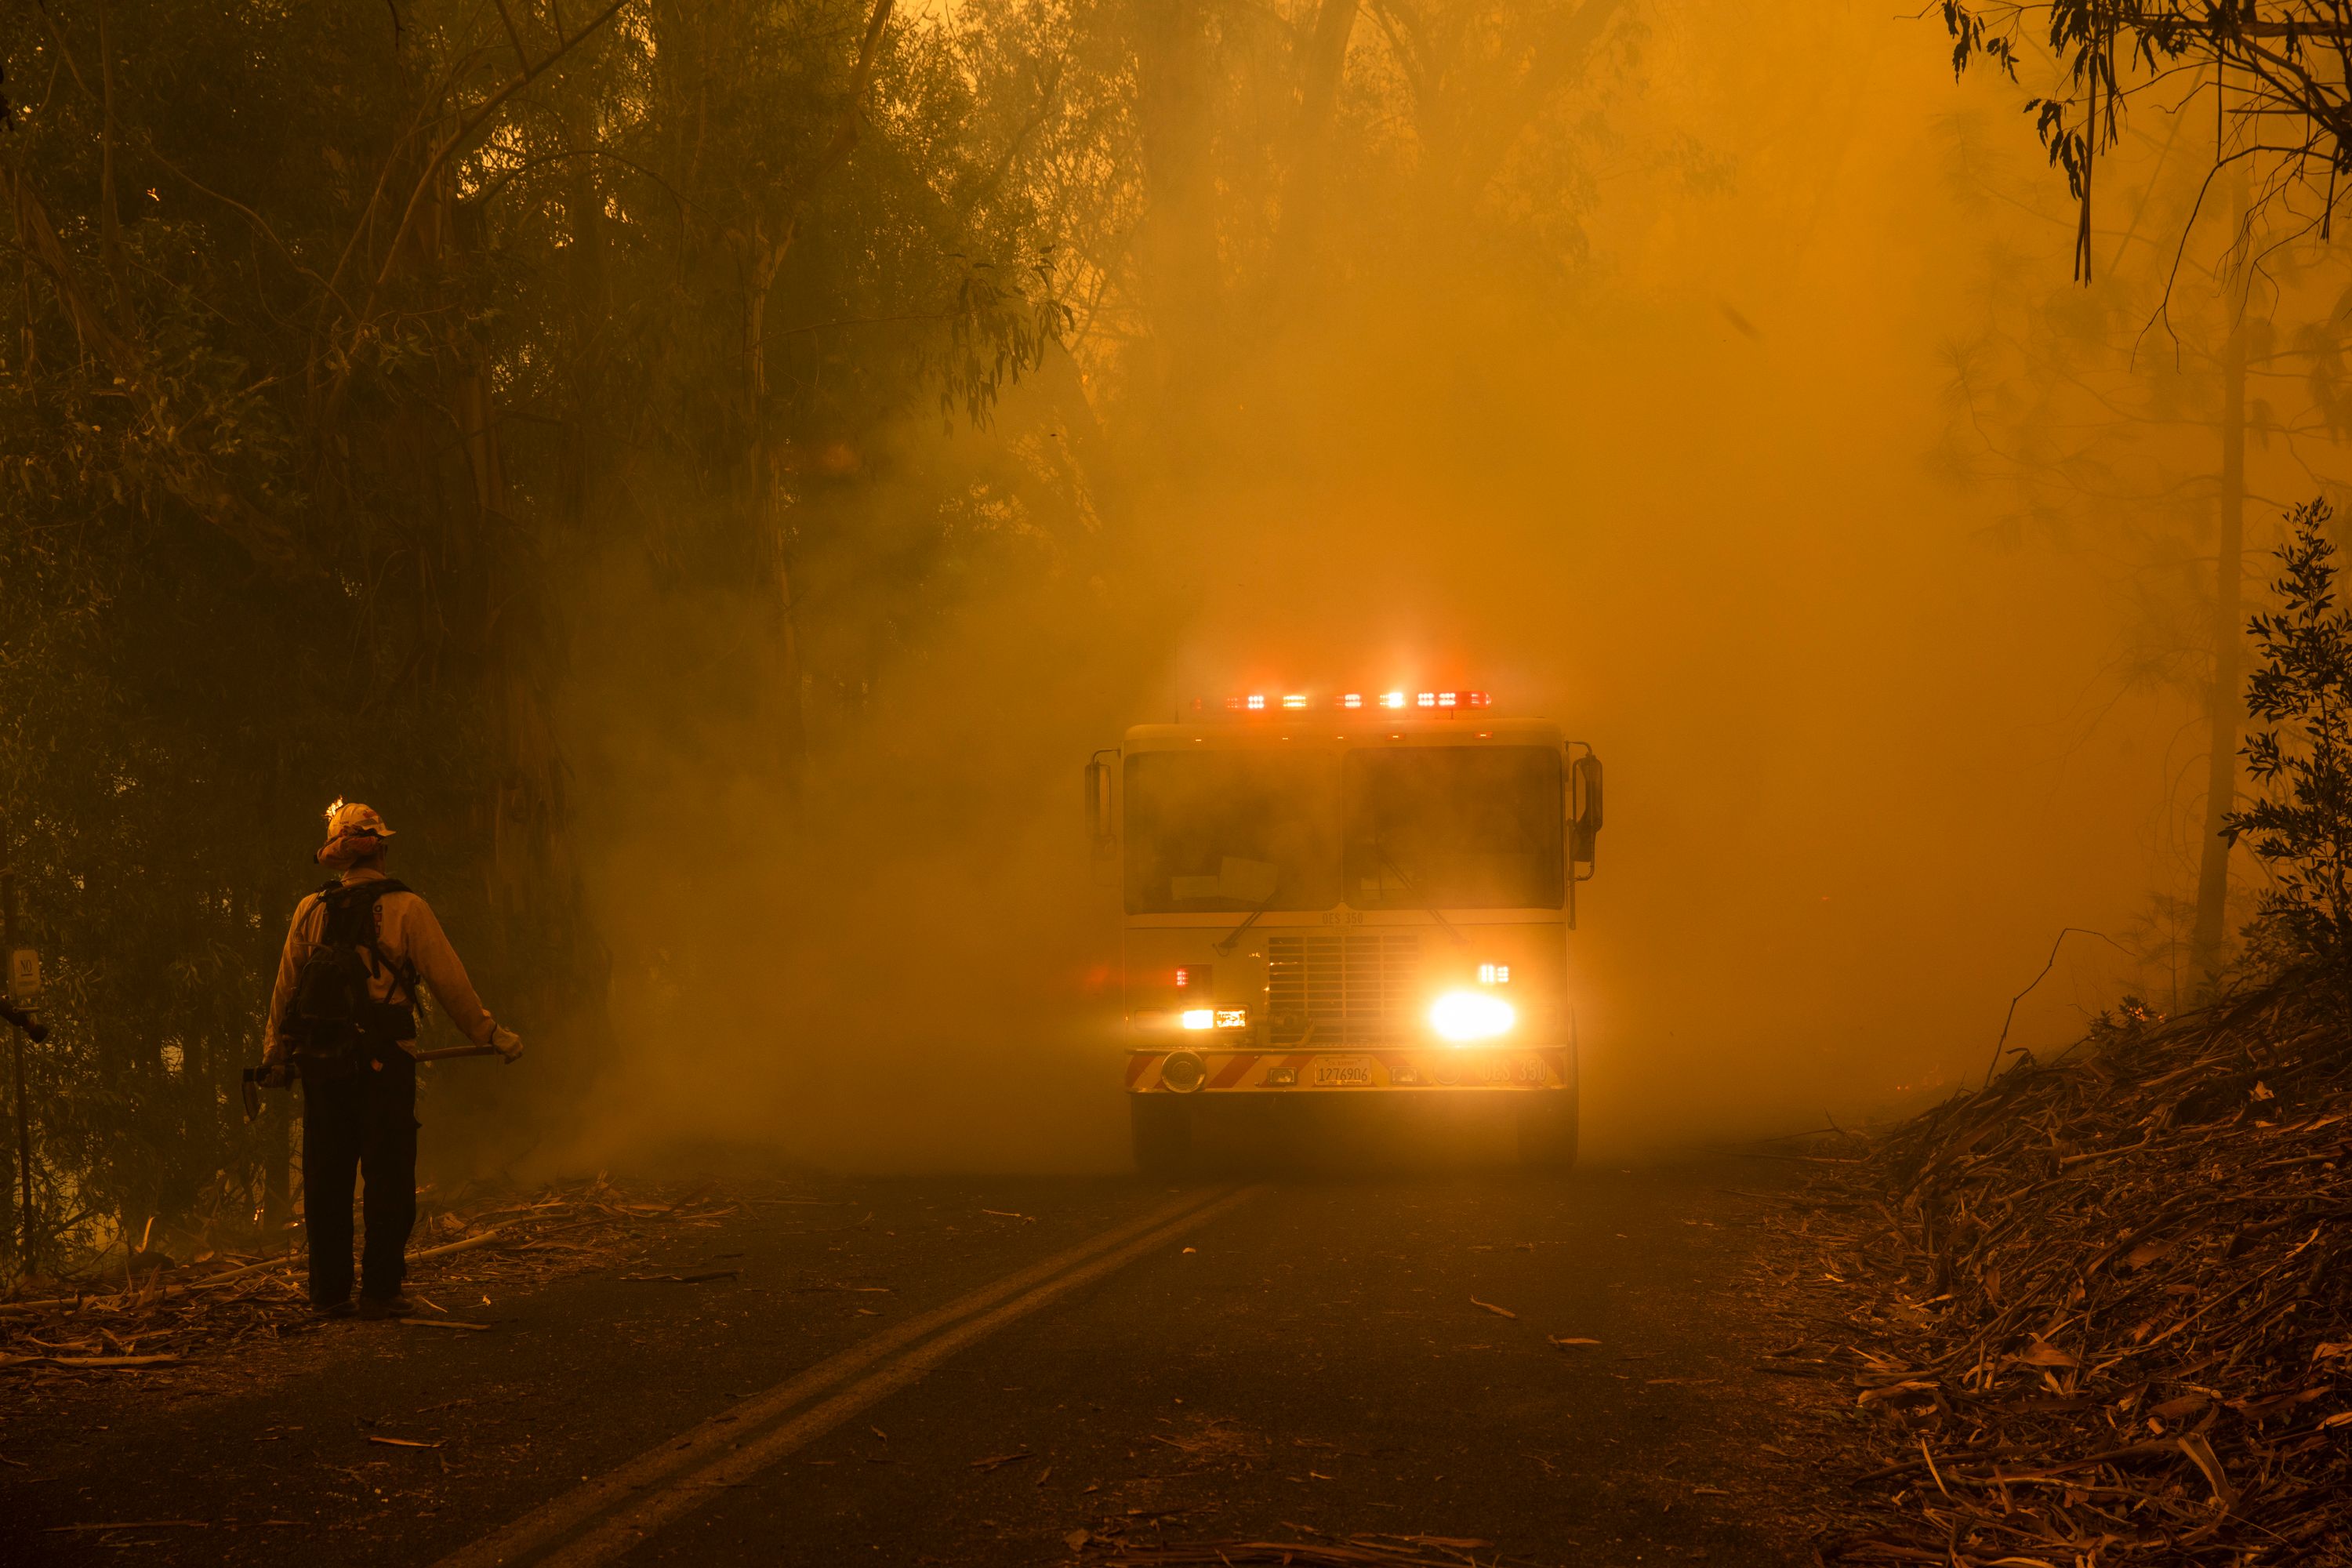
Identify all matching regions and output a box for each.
[239,1068,264,1122]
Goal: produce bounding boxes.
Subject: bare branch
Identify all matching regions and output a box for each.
[364,0,637,307]
[490,0,538,74]
[1942,1,2352,267]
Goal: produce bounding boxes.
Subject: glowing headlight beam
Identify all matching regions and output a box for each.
[1429,989,1515,1043]
[1180,1009,1216,1031]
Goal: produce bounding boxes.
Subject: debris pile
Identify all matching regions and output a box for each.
[0,1178,737,1388]
[1798,986,2352,1564]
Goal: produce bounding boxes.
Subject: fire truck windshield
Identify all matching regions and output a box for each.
[1123,752,1342,913]
[1343,747,1564,910]
[1123,745,1565,914]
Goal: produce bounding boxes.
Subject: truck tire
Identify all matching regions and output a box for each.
[1515,1089,1580,1170]
[1131,1095,1193,1174]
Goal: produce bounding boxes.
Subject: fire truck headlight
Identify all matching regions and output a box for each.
[1180,1009,1216,1031]
[1430,990,1515,1043]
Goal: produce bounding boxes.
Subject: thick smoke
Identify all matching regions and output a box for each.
[539,3,2241,1174]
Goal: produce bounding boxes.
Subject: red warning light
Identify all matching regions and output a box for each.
[1205,687,1490,717]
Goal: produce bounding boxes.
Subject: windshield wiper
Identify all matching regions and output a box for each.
[1372,844,1465,946]
[1214,894,1277,955]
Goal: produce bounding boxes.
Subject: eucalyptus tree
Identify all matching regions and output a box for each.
[1937,0,2352,258]
[1931,0,2352,988]
[0,0,1075,1267]
[1936,102,2352,989]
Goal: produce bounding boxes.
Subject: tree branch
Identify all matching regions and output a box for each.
[364,0,637,307]
[2,152,312,576]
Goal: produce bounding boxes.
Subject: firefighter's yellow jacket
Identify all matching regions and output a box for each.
[263,867,497,1065]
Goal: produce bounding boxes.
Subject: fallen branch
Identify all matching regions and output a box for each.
[1798,983,2352,1563]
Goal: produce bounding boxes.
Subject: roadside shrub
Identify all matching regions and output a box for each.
[2226,499,2352,984]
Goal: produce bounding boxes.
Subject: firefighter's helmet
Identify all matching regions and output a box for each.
[317,798,397,863]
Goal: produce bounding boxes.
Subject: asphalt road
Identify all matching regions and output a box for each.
[3,1162,1820,1567]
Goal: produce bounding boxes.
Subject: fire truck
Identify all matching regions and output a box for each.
[1086,688,1602,1171]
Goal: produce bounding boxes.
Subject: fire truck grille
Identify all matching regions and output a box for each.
[1266,933,1421,1047]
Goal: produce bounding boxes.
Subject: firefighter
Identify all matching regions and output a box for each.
[260,801,521,1319]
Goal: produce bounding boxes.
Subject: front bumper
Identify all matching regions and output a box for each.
[1126,1046,1571,1094]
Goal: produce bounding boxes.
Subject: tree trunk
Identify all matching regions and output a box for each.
[729,0,896,795]
[742,235,809,797]
[14,235,34,378]
[0,829,14,1270]
[2190,170,2251,989]
[422,136,604,1093]
[1134,0,1220,417]
[1269,0,1358,280]
[97,0,122,281]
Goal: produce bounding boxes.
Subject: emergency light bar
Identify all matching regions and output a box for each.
[1196,690,1491,716]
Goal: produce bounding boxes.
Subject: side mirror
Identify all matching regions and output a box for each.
[1569,752,1603,868]
[1084,755,1117,860]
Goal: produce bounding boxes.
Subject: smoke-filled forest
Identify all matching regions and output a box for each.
[8,0,2352,1246]
[10,3,2352,1559]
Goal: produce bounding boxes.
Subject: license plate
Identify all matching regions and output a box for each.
[1310,1054,1376,1087]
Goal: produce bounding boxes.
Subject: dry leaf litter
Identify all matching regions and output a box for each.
[1,1176,740,1394]
[1070,1519,1543,1566]
[1782,985,2352,1565]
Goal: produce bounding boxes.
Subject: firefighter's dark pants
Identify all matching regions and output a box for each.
[299,1047,417,1306]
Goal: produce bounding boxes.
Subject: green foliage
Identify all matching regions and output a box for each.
[1936,2,2352,238]
[2226,500,2352,977]
[0,0,1642,1274]
[0,0,1085,1271]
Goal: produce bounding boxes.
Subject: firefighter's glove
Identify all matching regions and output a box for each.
[258,1061,293,1090]
[490,1025,524,1063]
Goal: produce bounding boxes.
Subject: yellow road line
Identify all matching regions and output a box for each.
[436,1184,1259,1568]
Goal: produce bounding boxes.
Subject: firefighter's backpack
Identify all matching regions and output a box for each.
[289,880,419,1062]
